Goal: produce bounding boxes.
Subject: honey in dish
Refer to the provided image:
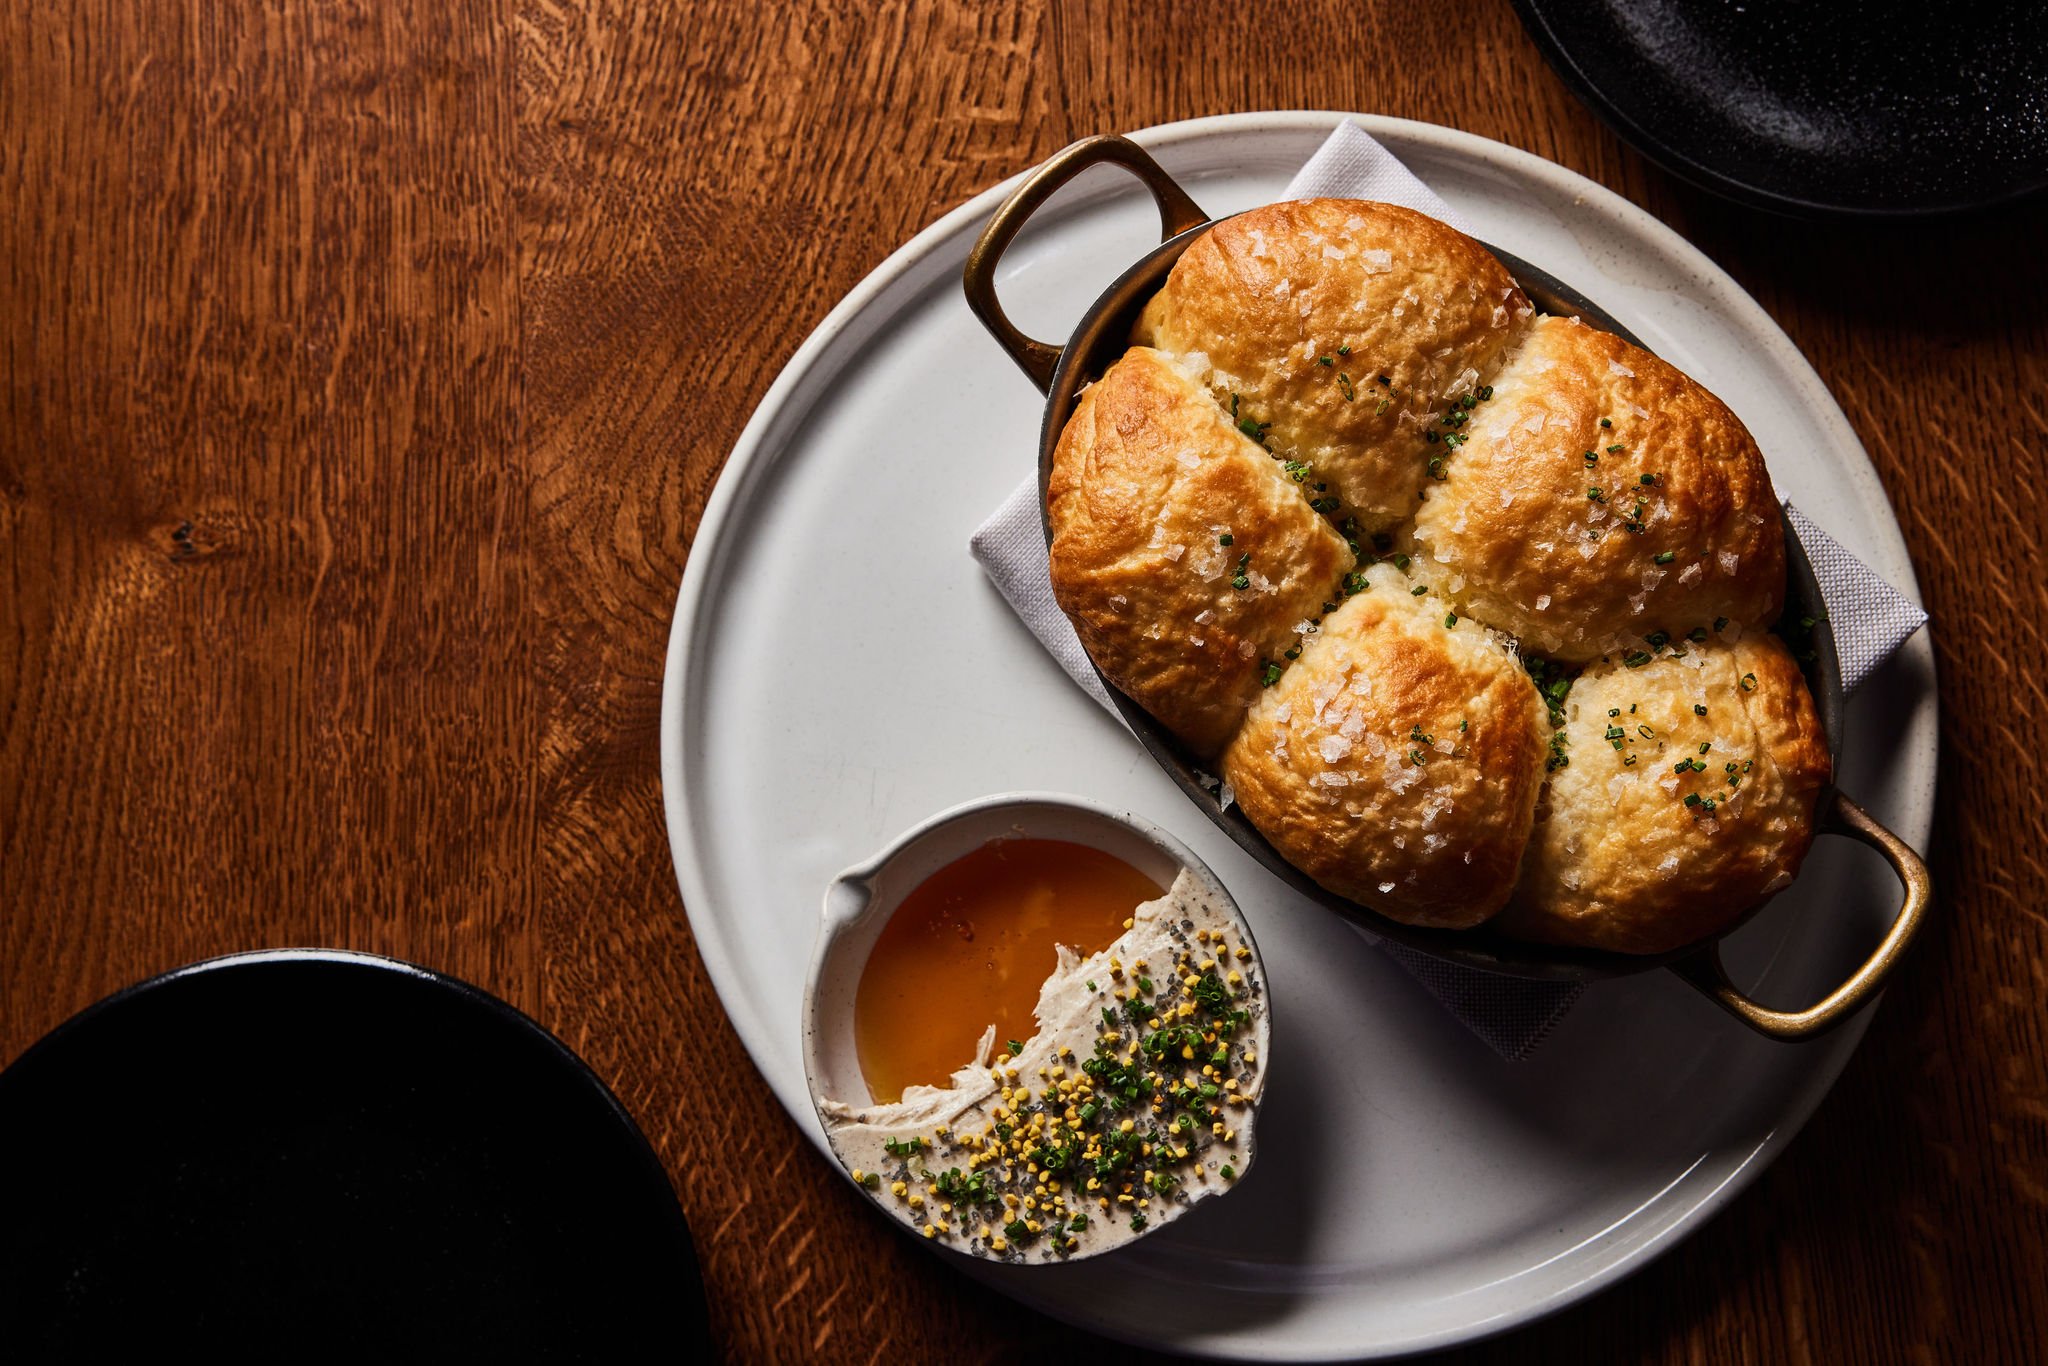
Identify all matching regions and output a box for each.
[853,838,1164,1105]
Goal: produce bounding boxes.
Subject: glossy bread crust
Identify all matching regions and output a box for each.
[1220,565,1550,928]
[1045,200,1824,952]
[1411,316,1784,661]
[1500,634,1830,954]
[1047,346,1354,756]
[1134,200,1528,533]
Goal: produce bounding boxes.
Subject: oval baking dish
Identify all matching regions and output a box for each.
[962,134,1931,1041]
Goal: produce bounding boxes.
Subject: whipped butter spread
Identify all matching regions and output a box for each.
[819,869,1269,1262]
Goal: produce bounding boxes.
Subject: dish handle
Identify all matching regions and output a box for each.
[1671,791,1932,1040]
[963,134,1209,394]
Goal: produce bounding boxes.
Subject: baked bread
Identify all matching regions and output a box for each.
[1046,346,1353,756]
[1500,634,1829,954]
[1134,200,1528,534]
[1220,563,1549,928]
[1043,199,1827,953]
[1410,315,1783,661]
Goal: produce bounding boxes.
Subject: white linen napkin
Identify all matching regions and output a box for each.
[969,122,1928,1060]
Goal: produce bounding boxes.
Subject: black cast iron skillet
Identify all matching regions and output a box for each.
[963,134,1931,1041]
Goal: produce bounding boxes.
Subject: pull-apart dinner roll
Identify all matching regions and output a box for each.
[1134,200,1529,534]
[1410,315,1784,661]
[1219,564,1549,929]
[1047,346,1355,756]
[1041,198,1824,953]
[1501,634,1829,954]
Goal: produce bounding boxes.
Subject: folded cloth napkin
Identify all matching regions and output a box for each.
[970,121,1928,1060]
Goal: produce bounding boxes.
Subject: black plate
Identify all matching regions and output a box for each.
[0,950,709,1362]
[1512,0,2048,218]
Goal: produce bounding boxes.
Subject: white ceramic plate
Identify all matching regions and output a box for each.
[660,113,1937,1359]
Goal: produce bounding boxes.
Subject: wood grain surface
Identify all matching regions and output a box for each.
[4,1,2045,1361]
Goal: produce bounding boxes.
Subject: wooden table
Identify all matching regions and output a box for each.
[6,2,2044,1359]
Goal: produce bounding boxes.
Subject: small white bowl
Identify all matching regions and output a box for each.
[801,791,1269,1261]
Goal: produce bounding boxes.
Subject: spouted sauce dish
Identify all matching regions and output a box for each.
[853,838,1162,1104]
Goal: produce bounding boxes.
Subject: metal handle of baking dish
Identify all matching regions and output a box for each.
[963,134,1209,394]
[1671,791,1932,1040]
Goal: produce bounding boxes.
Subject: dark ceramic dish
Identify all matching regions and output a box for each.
[0,950,710,1362]
[1510,0,2048,219]
[963,134,1931,1040]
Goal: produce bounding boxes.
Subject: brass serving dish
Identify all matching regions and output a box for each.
[963,134,1931,1041]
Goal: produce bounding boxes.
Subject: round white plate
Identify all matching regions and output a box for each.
[660,112,1937,1359]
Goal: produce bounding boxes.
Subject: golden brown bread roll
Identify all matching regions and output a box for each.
[1499,634,1830,954]
[1134,200,1529,534]
[1046,346,1355,756]
[1410,315,1784,661]
[1041,198,1826,953]
[1219,564,1550,929]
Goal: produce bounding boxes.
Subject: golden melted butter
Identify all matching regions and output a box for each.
[853,838,1164,1105]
